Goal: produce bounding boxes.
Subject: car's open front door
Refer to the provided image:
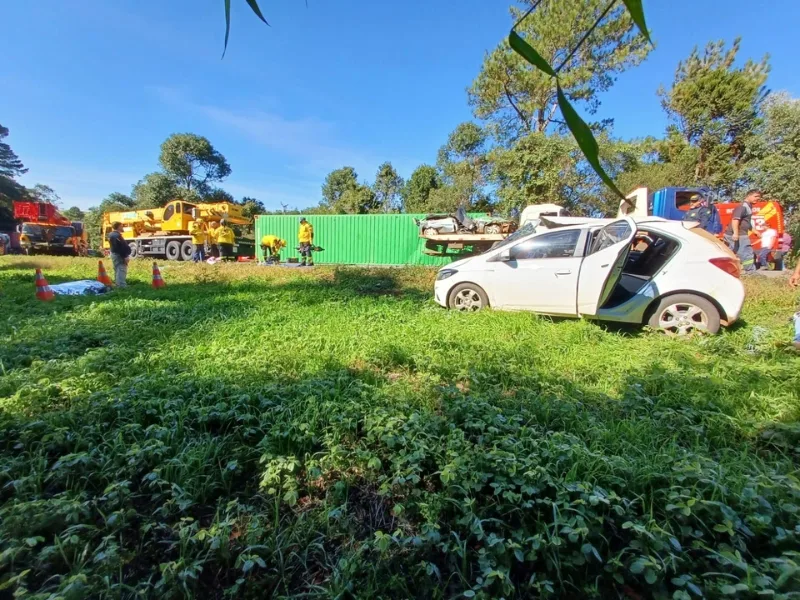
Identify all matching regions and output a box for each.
[577,217,637,316]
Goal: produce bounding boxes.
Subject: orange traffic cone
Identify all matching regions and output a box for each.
[97,260,113,286]
[152,262,166,289]
[35,269,55,301]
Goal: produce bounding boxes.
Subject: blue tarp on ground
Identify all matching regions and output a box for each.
[49,280,110,296]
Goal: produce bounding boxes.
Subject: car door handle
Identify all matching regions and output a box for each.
[555,269,572,275]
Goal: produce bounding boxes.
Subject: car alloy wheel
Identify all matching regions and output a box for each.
[453,288,484,311]
[657,302,709,335]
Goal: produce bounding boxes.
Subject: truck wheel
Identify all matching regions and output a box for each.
[165,240,181,261]
[448,283,489,312]
[128,242,138,259]
[180,240,193,261]
[647,294,720,336]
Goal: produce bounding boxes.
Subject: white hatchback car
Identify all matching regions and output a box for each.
[434,216,745,335]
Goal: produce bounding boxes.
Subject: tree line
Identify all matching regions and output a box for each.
[2,0,798,242]
[310,1,799,225]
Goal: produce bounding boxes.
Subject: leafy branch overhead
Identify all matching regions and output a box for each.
[223,0,270,57]
[508,0,652,199]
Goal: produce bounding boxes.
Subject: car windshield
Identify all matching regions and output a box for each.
[492,220,539,250]
[55,226,75,238]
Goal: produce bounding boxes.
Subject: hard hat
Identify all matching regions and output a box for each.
[299,217,306,222]
[220,219,227,225]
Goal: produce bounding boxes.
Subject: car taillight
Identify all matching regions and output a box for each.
[709,257,740,278]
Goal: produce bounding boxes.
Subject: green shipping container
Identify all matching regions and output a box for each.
[254,214,481,266]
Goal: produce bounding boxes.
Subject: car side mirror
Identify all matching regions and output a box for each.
[496,249,512,262]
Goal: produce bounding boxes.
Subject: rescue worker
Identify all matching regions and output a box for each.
[207,221,220,260]
[682,193,715,232]
[298,217,314,266]
[107,221,131,287]
[789,262,800,350]
[189,221,206,263]
[756,226,778,270]
[260,234,287,264]
[774,232,793,272]
[216,219,236,261]
[724,189,760,273]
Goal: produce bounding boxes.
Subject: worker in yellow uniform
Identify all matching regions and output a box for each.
[207,221,220,260]
[260,234,287,264]
[216,219,236,261]
[189,221,206,263]
[298,217,314,266]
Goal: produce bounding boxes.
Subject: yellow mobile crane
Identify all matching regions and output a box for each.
[102,200,251,261]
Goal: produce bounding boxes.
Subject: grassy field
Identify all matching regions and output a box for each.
[0,256,798,599]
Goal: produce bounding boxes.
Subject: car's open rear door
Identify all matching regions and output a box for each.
[577,217,637,316]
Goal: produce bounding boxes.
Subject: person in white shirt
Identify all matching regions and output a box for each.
[756,227,778,269]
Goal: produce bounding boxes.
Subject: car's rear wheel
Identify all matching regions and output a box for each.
[448,283,489,312]
[423,227,438,237]
[647,294,720,335]
[484,224,502,235]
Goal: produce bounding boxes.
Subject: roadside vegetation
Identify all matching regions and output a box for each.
[1,257,798,598]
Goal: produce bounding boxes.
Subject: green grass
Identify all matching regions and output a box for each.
[0,256,798,599]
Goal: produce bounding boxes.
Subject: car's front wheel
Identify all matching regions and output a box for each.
[647,294,721,335]
[448,283,489,312]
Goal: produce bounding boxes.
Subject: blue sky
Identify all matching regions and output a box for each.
[1,0,798,211]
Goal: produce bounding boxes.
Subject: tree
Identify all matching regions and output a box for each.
[659,38,769,195]
[750,92,800,211]
[132,172,186,208]
[0,124,26,180]
[372,162,404,212]
[437,122,490,209]
[401,165,441,213]
[62,206,85,221]
[28,183,61,206]
[83,192,135,249]
[159,133,231,196]
[204,188,234,204]
[470,0,650,142]
[237,196,266,234]
[489,132,583,213]
[0,124,27,222]
[320,167,358,212]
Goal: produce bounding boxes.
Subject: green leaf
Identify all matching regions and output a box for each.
[222,0,232,58]
[720,585,736,595]
[556,83,626,200]
[645,569,657,584]
[463,592,476,598]
[630,560,646,574]
[620,0,652,45]
[245,0,270,25]
[508,31,557,77]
